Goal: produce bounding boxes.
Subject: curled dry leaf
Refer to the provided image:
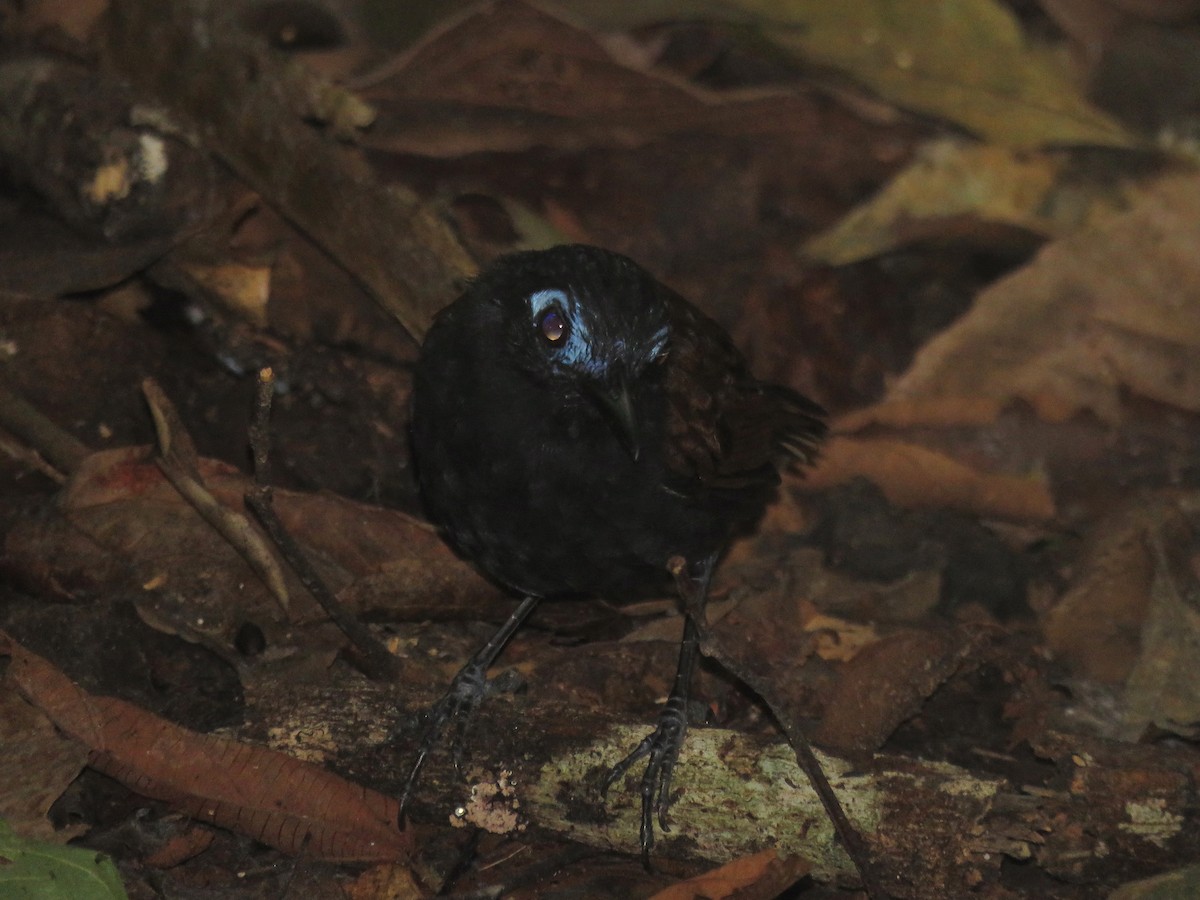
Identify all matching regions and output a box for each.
[0,630,411,863]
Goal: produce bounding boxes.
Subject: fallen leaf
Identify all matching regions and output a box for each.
[885,172,1200,424]
[804,138,1134,265]
[175,261,272,326]
[358,1,908,158]
[648,848,810,900]
[1121,501,1200,739]
[0,689,88,842]
[0,629,412,863]
[1110,861,1200,900]
[1042,500,1159,684]
[0,820,127,900]
[835,397,1006,431]
[346,863,426,900]
[4,446,504,653]
[801,436,1056,521]
[745,0,1134,147]
[815,627,969,753]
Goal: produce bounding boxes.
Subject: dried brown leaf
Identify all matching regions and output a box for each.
[801,436,1056,521]
[886,173,1200,424]
[815,628,969,753]
[648,849,810,900]
[0,629,411,862]
[836,397,1006,431]
[358,1,871,158]
[103,0,476,342]
[1122,501,1200,739]
[4,445,503,665]
[0,688,88,842]
[1042,501,1159,684]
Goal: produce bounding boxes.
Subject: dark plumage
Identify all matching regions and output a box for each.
[403,244,825,854]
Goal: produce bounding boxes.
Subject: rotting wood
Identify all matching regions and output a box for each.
[241,675,1199,898]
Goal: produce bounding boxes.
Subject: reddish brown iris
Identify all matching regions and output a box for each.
[539,308,567,343]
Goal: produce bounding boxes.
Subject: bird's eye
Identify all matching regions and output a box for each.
[538,308,568,343]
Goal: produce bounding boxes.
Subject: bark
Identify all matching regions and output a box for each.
[0,53,219,296]
[240,674,1199,898]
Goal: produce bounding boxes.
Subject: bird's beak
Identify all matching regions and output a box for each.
[588,374,640,461]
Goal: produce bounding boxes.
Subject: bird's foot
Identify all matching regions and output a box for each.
[394,596,541,827]
[395,658,494,822]
[602,693,690,866]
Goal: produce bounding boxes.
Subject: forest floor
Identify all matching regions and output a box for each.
[1,1,1199,898]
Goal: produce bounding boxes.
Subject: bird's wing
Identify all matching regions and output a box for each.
[662,294,826,489]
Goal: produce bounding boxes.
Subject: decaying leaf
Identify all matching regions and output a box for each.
[1042,499,1161,684]
[4,445,504,658]
[0,690,88,842]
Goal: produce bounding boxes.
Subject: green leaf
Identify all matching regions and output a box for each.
[0,821,128,900]
[803,138,1136,264]
[734,0,1136,148]
[556,0,1136,148]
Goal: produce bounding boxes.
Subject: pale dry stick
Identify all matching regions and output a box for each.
[142,378,293,614]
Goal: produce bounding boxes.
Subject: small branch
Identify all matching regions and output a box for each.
[722,629,888,897]
[245,368,398,680]
[142,378,292,613]
[0,383,91,475]
[684,573,887,897]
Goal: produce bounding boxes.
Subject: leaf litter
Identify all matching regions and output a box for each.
[0,0,1198,898]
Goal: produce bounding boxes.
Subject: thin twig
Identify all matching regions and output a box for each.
[244,368,398,681]
[0,382,90,475]
[143,378,292,614]
[698,629,890,899]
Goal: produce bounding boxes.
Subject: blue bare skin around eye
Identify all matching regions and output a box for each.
[527,288,668,377]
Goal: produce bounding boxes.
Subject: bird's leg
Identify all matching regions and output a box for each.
[396,594,540,824]
[668,553,714,632]
[604,554,717,864]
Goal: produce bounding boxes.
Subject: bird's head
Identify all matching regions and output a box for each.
[474,246,672,459]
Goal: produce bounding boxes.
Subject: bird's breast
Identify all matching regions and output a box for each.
[413,357,762,600]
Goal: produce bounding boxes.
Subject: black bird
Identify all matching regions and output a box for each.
[404,244,826,856]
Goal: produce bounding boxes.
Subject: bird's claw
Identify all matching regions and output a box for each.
[603,695,690,863]
[396,659,492,823]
